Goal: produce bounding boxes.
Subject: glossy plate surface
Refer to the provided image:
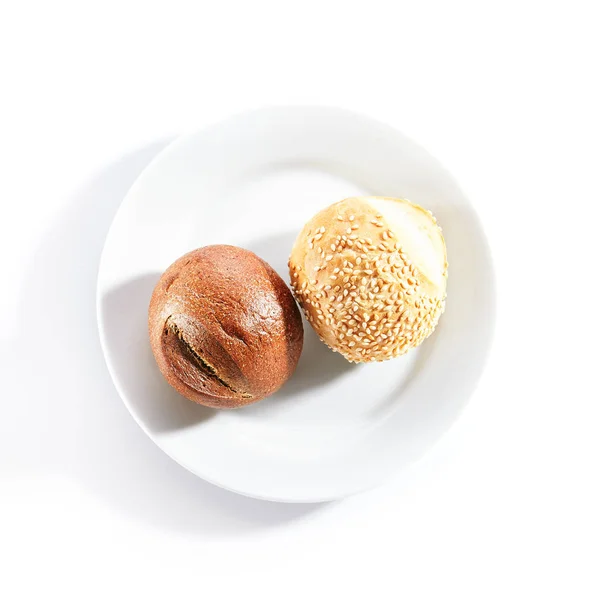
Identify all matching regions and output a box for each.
[97,107,495,502]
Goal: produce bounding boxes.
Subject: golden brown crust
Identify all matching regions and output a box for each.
[149,245,303,408]
[288,197,447,363]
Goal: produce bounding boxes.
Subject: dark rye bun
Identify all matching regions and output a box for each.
[149,245,303,408]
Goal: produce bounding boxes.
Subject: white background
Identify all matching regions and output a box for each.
[1,1,599,598]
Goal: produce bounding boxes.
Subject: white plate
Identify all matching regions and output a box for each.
[97,107,495,502]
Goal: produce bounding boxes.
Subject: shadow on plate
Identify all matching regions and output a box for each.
[244,233,355,413]
[0,139,326,536]
[100,273,216,434]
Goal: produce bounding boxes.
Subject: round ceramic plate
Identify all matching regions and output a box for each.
[97,107,495,502]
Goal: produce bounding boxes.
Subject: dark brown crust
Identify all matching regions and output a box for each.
[148,245,303,408]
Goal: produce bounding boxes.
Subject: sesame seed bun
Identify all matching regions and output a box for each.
[288,197,447,363]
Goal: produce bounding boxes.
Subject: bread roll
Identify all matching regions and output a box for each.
[149,245,303,408]
[289,197,447,363]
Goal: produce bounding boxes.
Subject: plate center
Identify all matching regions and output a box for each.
[194,163,427,446]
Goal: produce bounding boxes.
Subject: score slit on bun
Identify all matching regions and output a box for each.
[288,197,448,363]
